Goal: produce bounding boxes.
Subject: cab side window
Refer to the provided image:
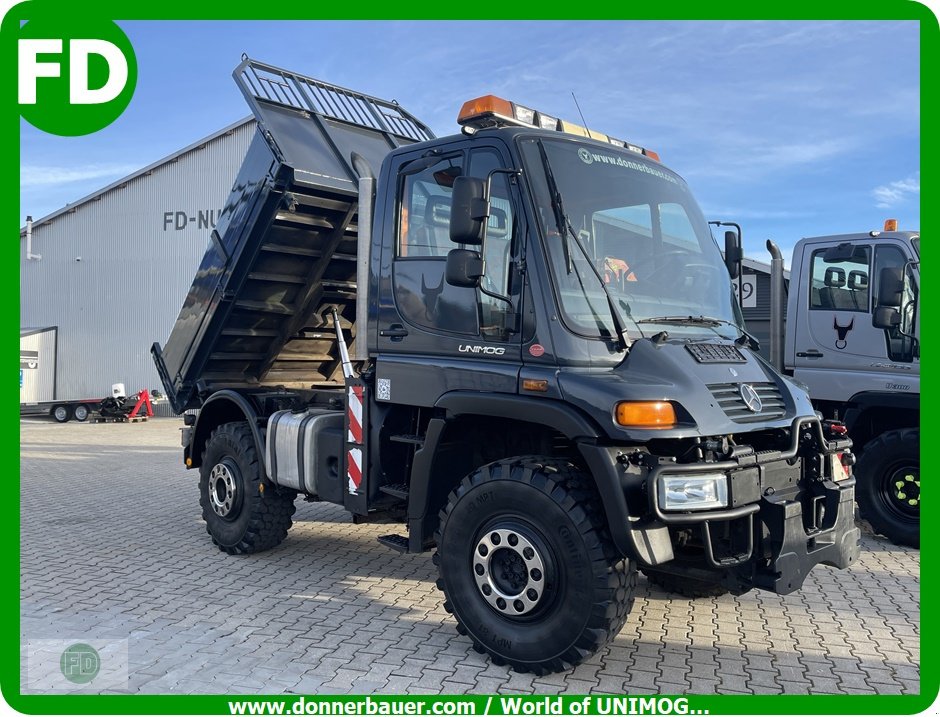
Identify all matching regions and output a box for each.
[393,154,479,336]
[874,245,917,363]
[398,155,462,257]
[809,246,870,311]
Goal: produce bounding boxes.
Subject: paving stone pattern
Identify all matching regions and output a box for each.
[20,419,920,695]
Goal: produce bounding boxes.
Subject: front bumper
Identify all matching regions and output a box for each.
[580,416,860,595]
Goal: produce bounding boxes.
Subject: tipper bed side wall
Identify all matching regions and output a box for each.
[153,59,435,413]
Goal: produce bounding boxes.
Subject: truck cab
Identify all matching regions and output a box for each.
[787,230,920,401]
[783,227,919,546]
[154,59,861,674]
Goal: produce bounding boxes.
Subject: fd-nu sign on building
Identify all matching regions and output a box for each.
[19,118,256,417]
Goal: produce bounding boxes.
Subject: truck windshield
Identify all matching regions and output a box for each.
[520,137,741,341]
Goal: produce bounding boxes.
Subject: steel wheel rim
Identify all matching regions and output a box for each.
[472,525,550,618]
[882,463,919,520]
[54,406,68,421]
[209,461,239,519]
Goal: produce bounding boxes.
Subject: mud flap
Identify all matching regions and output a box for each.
[756,479,860,594]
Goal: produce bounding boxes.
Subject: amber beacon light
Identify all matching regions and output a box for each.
[457,94,661,161]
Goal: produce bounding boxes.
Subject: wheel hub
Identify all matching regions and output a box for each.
[888,467,919,514]
[473,527,546,616]
[209,462,238,518]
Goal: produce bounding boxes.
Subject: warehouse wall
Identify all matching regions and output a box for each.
[20,120,256,415]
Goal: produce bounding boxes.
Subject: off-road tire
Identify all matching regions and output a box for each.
[642,568,729,598]
[199,421,296,554]
[855,428,919,548]
[434,456,636,674]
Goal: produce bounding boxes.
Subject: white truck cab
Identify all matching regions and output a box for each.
[787,230,919,400]
[779,223,919,547]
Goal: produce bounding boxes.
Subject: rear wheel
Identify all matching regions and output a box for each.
[434,456,636,674]
[52,405,71,423]
[642,568,729,598]
[855,428,919,548]
[72,404,90,422]
[199,421,296,554]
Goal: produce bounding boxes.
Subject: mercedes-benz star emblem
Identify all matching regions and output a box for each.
[739,384,763,413]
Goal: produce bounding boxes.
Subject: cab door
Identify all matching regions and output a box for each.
[374,141,525,407]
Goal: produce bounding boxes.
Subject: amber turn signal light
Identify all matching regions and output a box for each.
[615,401,676,428]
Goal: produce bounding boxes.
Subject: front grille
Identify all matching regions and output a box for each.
[708,382,786,423]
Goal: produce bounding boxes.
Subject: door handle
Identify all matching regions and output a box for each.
[796,349,824,358]
[380,325,409,340]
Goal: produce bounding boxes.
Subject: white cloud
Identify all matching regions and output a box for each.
[20,164,139,188]
[872,172,920,209]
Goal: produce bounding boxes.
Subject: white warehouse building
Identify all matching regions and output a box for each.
[20,118,256,416]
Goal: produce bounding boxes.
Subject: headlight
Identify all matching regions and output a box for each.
[658,473,729,511]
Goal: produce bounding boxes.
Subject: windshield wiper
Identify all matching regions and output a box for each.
[536,141,634,351]
[636,315,760,349]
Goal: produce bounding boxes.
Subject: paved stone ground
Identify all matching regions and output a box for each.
[20,418,920,695]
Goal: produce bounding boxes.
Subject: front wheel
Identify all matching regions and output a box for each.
[199,421,297,554]
[855,428,919,548]
[52,405,71,423]
[434,456,636,674]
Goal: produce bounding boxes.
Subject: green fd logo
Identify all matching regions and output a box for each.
[17,18,137,136]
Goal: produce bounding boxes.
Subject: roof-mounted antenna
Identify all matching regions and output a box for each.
[571,92,590,134]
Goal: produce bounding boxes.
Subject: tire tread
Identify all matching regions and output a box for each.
[434,455,636,674]
[200,421,296,555]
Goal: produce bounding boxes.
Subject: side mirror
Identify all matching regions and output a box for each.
[450,176,489,245]
[877,267,904,308]
[445,248,484,288]
[724,230,742,279]
[873,306,901,330]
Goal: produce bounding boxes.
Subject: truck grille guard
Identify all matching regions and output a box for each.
[644,416,853,569]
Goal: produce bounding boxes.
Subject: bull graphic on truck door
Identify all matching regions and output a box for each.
[833,315,855,349]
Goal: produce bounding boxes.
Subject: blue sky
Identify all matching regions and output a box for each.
[19,20,920,263]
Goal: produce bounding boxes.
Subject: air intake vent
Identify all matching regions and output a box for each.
[686,343,747,363]
[708,382,786,423]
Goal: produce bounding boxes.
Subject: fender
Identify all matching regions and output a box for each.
[435,392,603,440]
[189,390,265,469]
[842,390,919,435]
[415,392,667,562]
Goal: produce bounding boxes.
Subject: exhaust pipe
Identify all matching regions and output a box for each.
[766,239,784,372]
[353,174,375,363]
[26,215,41,261]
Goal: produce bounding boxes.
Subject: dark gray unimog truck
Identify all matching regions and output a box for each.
[153,58,860,673]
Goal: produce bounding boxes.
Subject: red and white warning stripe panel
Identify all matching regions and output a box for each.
[347,385,364,494]
[347,447,363,494]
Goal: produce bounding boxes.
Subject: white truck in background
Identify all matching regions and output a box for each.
[765,221,920,547]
